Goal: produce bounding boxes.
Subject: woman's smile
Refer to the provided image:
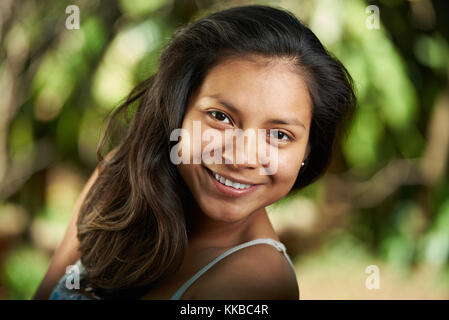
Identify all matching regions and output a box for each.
[204,166,262,197]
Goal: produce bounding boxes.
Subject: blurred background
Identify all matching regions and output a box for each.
[0,0,448,299]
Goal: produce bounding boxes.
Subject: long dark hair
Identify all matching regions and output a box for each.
[76,4,357,299]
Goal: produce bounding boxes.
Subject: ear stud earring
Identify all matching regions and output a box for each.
[301,161,305,167]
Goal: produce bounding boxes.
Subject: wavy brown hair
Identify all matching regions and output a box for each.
[76,5,356,299]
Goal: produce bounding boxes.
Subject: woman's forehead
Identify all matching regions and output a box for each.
[191,56,312,123]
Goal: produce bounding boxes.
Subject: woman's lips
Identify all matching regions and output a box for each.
[205,167,261,197]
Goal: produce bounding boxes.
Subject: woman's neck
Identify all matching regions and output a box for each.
[184,198,270,250]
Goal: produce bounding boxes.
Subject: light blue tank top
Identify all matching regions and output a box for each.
[49,237,295,300]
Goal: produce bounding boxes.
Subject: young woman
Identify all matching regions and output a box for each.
[35,4,356,300]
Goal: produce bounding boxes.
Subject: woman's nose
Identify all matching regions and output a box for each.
[222,133,260,169]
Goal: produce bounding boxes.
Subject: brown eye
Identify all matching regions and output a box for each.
[269,129,292,142]
[209,111,231,124]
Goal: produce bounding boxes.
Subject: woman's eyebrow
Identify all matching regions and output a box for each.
[265,118,306,129]
[206,94,305,129]
[207,94,241,116]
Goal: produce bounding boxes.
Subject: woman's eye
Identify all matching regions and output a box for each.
[209,111,231,124]
[269,130,291,142]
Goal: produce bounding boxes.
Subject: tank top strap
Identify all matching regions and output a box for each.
[169,237,296,300]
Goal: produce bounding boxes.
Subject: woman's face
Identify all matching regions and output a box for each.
[176,55,312,223]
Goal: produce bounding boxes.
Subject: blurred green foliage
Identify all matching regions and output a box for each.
[3,244,49,299]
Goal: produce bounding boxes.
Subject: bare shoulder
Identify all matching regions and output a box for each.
[189,243,299,300]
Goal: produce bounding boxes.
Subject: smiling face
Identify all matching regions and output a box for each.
[177,54,312,223]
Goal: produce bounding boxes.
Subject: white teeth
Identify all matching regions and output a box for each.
[211,171,252,189]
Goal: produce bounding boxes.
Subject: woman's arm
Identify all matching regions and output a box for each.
[32,148,117,300]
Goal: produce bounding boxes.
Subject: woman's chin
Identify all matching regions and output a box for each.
[201,204,252,223]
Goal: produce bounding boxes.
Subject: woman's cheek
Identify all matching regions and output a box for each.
[261,159,298,207]
[176,132,192,164]
[201,128,224,164]
[178,119,203,164]
[272,151,302,189]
